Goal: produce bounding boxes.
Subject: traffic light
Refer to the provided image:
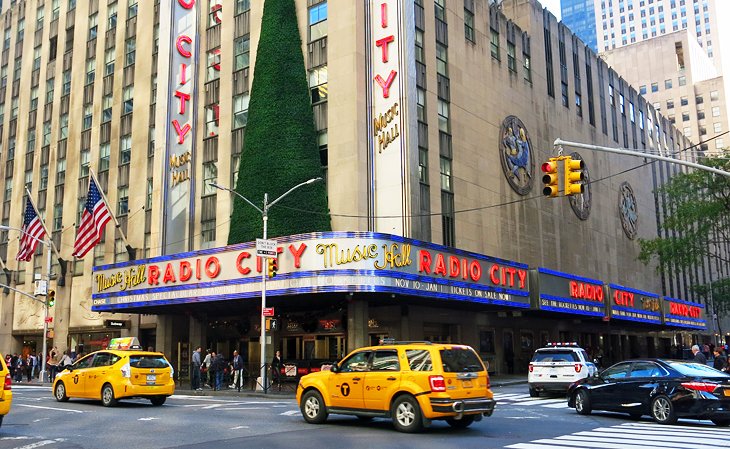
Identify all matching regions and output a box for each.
[266,318,279,331]
[541,160,560,197]
[563,156,585,196]
[267,258,278,278]
[47,289,55,307]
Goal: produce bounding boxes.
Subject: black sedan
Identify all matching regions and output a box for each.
[567,359,730,426]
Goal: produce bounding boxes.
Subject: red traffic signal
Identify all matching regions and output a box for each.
[541,161,559,197]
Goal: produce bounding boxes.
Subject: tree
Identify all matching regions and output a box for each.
[228,0,331,245]
[638,149,730,312]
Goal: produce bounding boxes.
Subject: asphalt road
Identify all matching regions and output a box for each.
[0,383,726,449]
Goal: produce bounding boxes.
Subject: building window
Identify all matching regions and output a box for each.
[51,0,60,20]
[236,0,250,15]
[88,13,98,40]
[309,66,328,104]
[464,8,475,42]
[56,158,66,185]
[99,142,110,171]
[102,94,113,122]
[53,204,63,231]
[680,96,688,106]
[440,157,452,192]
[415,29,425,64]
[523,53,531,83]
[234,36,250,71]
[201,221,216,247]
[33,46,42,71]
[104,48,115,76]
[27,129,36,153]
[127,1,138,19]
[678,75,686,86]
[233,94,249,129]
[120,135,131,165]
[710,90,719,101]
[46,78,55,104]
[665,79,672,89]
[207,48,221,81]
[80,149,90,177]
[651,82,658,92]
[437,99,450,133]
[107,1,118,29]
[86,58,96,85]
[436,42,448,77]
[714,122,722,133]
[83,104,93,130]
[417,87,426,122]
[682,112,690,121]
[309,1,328,41]
[125,38,136,66]
[43,121,52,145]
[490,28,500,60]
[507,42,516,72]
[435,0,446,21]
[117,186,129,216]
[711,106,720,117]
[667,99,674,109]
[122,86,133,114]
[36,6,45,29]
[62,70,71,95]
[716,138,724,149]
[206,105,219,137]
[418,147,428,183]
[639,85,646,94]
[203,162,218,196]
[697,111,705,120]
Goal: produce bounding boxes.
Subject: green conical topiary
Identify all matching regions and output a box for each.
[228,0,331,244]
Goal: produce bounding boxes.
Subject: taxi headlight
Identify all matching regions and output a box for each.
[120,362,131,378]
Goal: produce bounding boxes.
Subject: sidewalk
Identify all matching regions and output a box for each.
[173,373,528,399]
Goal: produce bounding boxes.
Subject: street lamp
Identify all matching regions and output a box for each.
[211,177,322,392]
[0,225,52,383]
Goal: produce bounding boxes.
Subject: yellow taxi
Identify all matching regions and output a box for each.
[0,354,12,428]
[296,340,495,432]
[52,338,175,407]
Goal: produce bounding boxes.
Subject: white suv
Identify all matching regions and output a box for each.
[527,343,597,396]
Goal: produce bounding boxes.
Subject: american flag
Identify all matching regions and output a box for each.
[72,177,112,258]
[16,197,46,262]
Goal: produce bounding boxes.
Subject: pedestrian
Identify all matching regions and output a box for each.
[230,350,243,390]
[270,350,282,391]
[191,346,202,391]
[27,353,36,381]
[207,351,221,391]
[202,349,212,388]
[713,347,728,372]
[702,343,711,360]
[691,344,708,365]
[59,350,73,370]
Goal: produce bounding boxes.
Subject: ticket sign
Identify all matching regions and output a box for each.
[533,268,606,318]
[662,297,707,330]
[607,284,662,324]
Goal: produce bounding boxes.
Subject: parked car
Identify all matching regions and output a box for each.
[528,342,597,396]
[0,353,12,428]
[567,359,730,426]
[296,341,495,433]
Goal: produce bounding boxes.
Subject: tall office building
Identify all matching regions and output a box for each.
[560,0,598,52]
[0,0,721,375]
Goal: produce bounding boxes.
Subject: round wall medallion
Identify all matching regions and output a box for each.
[618,181,638,239]
[499,116,535,196]
[568,152,591,220]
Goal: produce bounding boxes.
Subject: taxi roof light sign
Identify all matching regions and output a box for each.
[107,337,142,350]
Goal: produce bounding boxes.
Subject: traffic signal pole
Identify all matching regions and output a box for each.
[554,139,730,178]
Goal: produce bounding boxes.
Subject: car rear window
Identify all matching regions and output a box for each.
[129,355,169,369]
[406,349,432,371]
[440,348,484,373]
[668,361,730,377]
[531,350,579,363]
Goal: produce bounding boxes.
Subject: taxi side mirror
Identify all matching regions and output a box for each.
[330,363,339,374]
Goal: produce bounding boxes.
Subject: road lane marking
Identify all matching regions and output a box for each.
[15,404,84,414]
[558,434,727,449]
[230,426,250,430]
[279,410,300,416]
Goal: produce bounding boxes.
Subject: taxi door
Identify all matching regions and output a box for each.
[327,350,370,410]
[65,354,95,398]
[84,352,116,398]
[363,349,402,412]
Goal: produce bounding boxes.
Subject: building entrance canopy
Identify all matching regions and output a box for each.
[91,232,531,312]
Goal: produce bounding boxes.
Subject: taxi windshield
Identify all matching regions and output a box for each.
[440,348,484,373]
[128,355,169,369]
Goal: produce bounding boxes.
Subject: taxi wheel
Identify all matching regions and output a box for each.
[446,415,475,429]
[101,384,118,407]
[574,390,592,415]
[54,382,69,402]
[150,396,166,406]
[0,415,3,428]
[391,395,423,433]
[300,390,328,424]
[650,395,677,425]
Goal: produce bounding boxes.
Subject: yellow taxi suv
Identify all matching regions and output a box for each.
[53,338,175,407]
[296,341,495,433]
[0,354,12,428]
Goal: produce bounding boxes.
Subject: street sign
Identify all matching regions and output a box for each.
[34,280,48,296]
[44,317,53,323]
[256,239,278,258]
[263,307,275,317]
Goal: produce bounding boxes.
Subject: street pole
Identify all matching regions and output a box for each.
[40,237,51,383]
[260,193,268,393]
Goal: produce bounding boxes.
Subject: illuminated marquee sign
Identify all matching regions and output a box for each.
[162,0,200,254]
[534,268,606,318]
[91,232,530,311]
[607,284,662,324]
[367,0,413,235]
[662,297,707,329]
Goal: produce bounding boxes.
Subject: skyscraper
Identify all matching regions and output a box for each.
[560,0,598,51]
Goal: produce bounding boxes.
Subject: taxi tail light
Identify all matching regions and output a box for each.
[529,363,534,372]
[429,375,446,392]
[681,382,718,393]
[486,375,491,389]
[120,362,131,378]
[3,373,10,390]
[574,363,582,373]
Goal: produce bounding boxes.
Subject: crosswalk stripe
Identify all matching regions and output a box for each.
[280,410,300,416]
[523,437,669,449]
[511,398,566,404]
[620,422,725,434]
[569,430,729,447]
[541,402,569,408]
[591,426,727,440]
[557,434,719,449]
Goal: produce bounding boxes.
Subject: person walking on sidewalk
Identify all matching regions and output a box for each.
[270,350,282,391]
[713,347,728,372]
[692,345,708,365]
[27,353,36,382]
[230,350,243,391]
[202,349,212,388]
[191,347,202,391]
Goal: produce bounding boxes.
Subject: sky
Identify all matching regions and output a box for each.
[541,0,562,20]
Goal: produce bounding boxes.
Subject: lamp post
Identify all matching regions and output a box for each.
[0,225,52,383]
[211,177,322,392]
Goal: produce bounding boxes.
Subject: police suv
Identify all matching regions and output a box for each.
[527,342,597,396]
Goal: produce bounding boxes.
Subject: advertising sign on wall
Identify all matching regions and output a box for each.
[91,232,530,311]
[607,284,662,324]
[662,297,707,330]
[533,268,606,318]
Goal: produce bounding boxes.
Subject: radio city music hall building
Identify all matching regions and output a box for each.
[0,0,721,376]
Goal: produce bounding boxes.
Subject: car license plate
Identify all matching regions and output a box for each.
[146,374,156,385]
[462,380,473,388]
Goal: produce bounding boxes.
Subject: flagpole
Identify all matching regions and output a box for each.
[88,170,135,258]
